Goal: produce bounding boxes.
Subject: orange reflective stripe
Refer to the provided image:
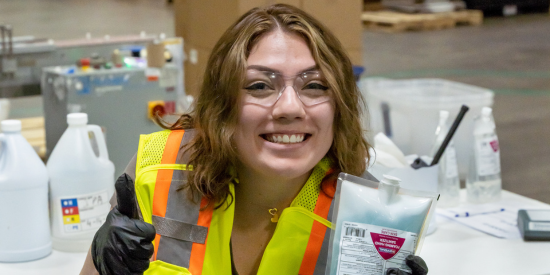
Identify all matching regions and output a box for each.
[151,130,185,261]
[188,197,213,275]
[152,130,185,217]
[298,177,334,275]
[153,234,161,261]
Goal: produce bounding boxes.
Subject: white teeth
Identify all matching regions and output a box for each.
[266,134,306,144]
[283,135,289,143]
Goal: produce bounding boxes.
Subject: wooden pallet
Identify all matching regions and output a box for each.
[362,10,483,32]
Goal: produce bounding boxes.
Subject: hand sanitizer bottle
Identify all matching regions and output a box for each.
[467,107,501,203]
[430,110,460,207]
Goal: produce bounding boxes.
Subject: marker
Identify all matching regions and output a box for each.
[454,208,505,218]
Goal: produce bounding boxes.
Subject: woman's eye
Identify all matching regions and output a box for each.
[245,82,272,91]
[303,83,329,91]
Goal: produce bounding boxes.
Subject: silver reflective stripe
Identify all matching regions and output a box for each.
[152,215,208,244]
[156,130,203,268]
[313,197,335,275]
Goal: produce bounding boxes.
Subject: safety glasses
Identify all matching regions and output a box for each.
[242,69,332,107]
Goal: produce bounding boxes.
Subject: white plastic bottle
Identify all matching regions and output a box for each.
[47,113,115,252]
[466,107,501,203]
[0,120,52,262]
[430,110,460,207]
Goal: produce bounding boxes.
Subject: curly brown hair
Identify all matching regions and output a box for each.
[163,4,371,207]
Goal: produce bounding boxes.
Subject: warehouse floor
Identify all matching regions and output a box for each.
[2,0,549,203]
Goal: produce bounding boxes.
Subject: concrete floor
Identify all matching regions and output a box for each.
[1,1,549,203]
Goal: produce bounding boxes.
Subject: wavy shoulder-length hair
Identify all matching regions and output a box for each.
[164,4,370,207]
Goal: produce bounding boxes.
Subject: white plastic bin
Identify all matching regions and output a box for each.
[360,78,494,179]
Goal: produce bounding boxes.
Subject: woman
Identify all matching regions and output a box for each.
[82,4,426,275]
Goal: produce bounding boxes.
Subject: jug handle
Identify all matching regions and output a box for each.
[87,125,110,161]
[0,134,5,168]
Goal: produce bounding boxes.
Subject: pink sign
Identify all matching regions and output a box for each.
[370,232,405,260]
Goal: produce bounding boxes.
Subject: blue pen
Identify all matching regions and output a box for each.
[455,208,505,218]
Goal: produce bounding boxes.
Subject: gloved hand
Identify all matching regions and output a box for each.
[92,173,156,275]
[386,255,428,275]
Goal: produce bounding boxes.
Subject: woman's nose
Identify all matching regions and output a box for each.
[272,86,306,120]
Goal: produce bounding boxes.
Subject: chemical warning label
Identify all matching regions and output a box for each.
[58,190,110,234]
[475,137,501,176]
[336,221,417,275]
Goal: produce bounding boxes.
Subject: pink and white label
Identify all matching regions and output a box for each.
[370,232,405,260]
[490,140,499,152]
[336,222,417,275]
[475,136,501,176]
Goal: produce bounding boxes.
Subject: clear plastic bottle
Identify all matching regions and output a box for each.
[466,107,501,203]
[430,110,460,207]
[0,120,51,262]
[47,113,115,252]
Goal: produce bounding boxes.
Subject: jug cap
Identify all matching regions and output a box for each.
[381,174,401,186]
[1,120,21,132]
[68,113,88,126]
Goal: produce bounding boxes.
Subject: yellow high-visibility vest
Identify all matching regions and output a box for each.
[135,129,336,275]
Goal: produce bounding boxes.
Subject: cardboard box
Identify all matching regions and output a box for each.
[346,48,364,67]
[175,0,364,97]
[302,0,363,49]
[184,44,211,98]
[175,0,362,50]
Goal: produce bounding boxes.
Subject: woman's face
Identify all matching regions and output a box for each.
[234,30,335,180]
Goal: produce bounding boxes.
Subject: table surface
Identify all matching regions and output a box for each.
[422,190,550,275]
[2,190,550,275]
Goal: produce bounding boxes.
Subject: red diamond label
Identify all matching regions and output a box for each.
[370,232,405,260]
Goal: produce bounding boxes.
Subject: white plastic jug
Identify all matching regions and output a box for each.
[0,120,52,262]
[47,113,115,252]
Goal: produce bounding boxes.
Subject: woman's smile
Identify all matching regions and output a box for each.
[262,133,309,144]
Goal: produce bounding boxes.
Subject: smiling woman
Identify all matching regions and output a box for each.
[83,4,373,275]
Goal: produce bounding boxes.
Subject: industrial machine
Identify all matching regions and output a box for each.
[42,64,180,176]
[0,25,171,98]
[1,24,189,175]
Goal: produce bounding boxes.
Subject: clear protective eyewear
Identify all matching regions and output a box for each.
[242,69,332,107]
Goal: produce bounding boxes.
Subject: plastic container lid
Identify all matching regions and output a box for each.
[67,113,88,126]
[381,174,401,186]
[1,120,21,132]
[481,106,492,117]
[363,78,494,109]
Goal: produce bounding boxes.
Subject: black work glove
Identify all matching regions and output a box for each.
[92,173,156,275]
[386,255,428,275]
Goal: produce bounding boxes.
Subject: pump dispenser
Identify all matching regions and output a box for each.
[431,110,460,207]
[47,113,115,252]
[467,107,501,203]
[0,120,51,262]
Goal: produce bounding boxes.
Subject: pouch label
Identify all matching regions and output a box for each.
[337,221,417,275]
[370,232,405,260]
[57,190,110,234]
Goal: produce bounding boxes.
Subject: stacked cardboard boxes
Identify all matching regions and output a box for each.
[174,0,363,97]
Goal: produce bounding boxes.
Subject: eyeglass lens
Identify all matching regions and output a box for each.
[243,70,331,106]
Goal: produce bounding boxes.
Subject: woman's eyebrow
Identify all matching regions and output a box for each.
[246,65,319,74]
